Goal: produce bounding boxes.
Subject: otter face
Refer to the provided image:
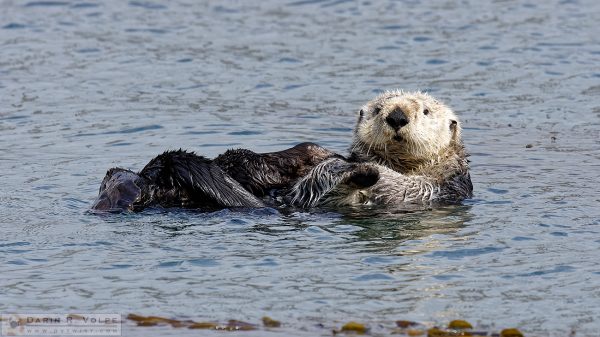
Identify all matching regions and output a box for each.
[354,90,461,161]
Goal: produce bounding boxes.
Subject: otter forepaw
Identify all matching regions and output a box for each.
[343,165,380,188]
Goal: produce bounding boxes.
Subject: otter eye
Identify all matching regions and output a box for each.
[423,108,430,116]
[373,107,381,115]
[359,109,365,117]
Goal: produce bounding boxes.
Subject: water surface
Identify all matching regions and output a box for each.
[1,0,600,336]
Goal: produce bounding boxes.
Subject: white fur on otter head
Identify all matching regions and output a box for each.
[350,90,463,174]
[288,90,472,208]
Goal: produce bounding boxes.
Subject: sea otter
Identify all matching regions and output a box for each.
[92,90,472,212]
[91,142,374,212]
[287,90,473,207]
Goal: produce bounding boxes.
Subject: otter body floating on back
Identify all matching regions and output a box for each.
[91,143,340,212]
[288,90,473,208]
[91,90,472,212]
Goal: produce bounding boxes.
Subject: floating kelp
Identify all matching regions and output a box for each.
[405,329,426,336]
[397,320,420,328]
[262,316,282,327]
[126,314,255,330]
[427,327,456,337]
[126,314,191,328]
[448,320,473,329]
[393,319,501,337]
[125,314,524,336]
[392,320,427,336]
[501,328,524,337]
[65,314,86,321]
[334,321,368,334]
[188,322,218,329]
[218,320,257,331]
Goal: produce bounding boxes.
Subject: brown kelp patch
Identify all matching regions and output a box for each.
[125,314,525,336]
[126,314,256,331]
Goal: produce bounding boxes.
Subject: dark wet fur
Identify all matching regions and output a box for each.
[138,150,266,209]
[214,142,340,196]
[92,168,143,212]
[91,142,339,212]
[343,165,380,188]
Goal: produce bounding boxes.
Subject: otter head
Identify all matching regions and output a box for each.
[353,90,462,171]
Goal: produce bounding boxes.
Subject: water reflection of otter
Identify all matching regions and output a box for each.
[91,143,371,212]
[339,205,474,244]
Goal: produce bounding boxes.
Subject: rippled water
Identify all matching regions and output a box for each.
[1,0,600,336]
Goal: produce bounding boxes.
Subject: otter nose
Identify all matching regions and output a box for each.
[385,108,409,130]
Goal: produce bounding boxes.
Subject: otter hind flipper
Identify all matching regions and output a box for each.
[141,150,264,209]
[91,168,144,212]
[214,142,340,196]
[214,149,269,195]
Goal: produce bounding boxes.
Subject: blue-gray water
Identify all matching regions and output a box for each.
[1,0,600,336]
